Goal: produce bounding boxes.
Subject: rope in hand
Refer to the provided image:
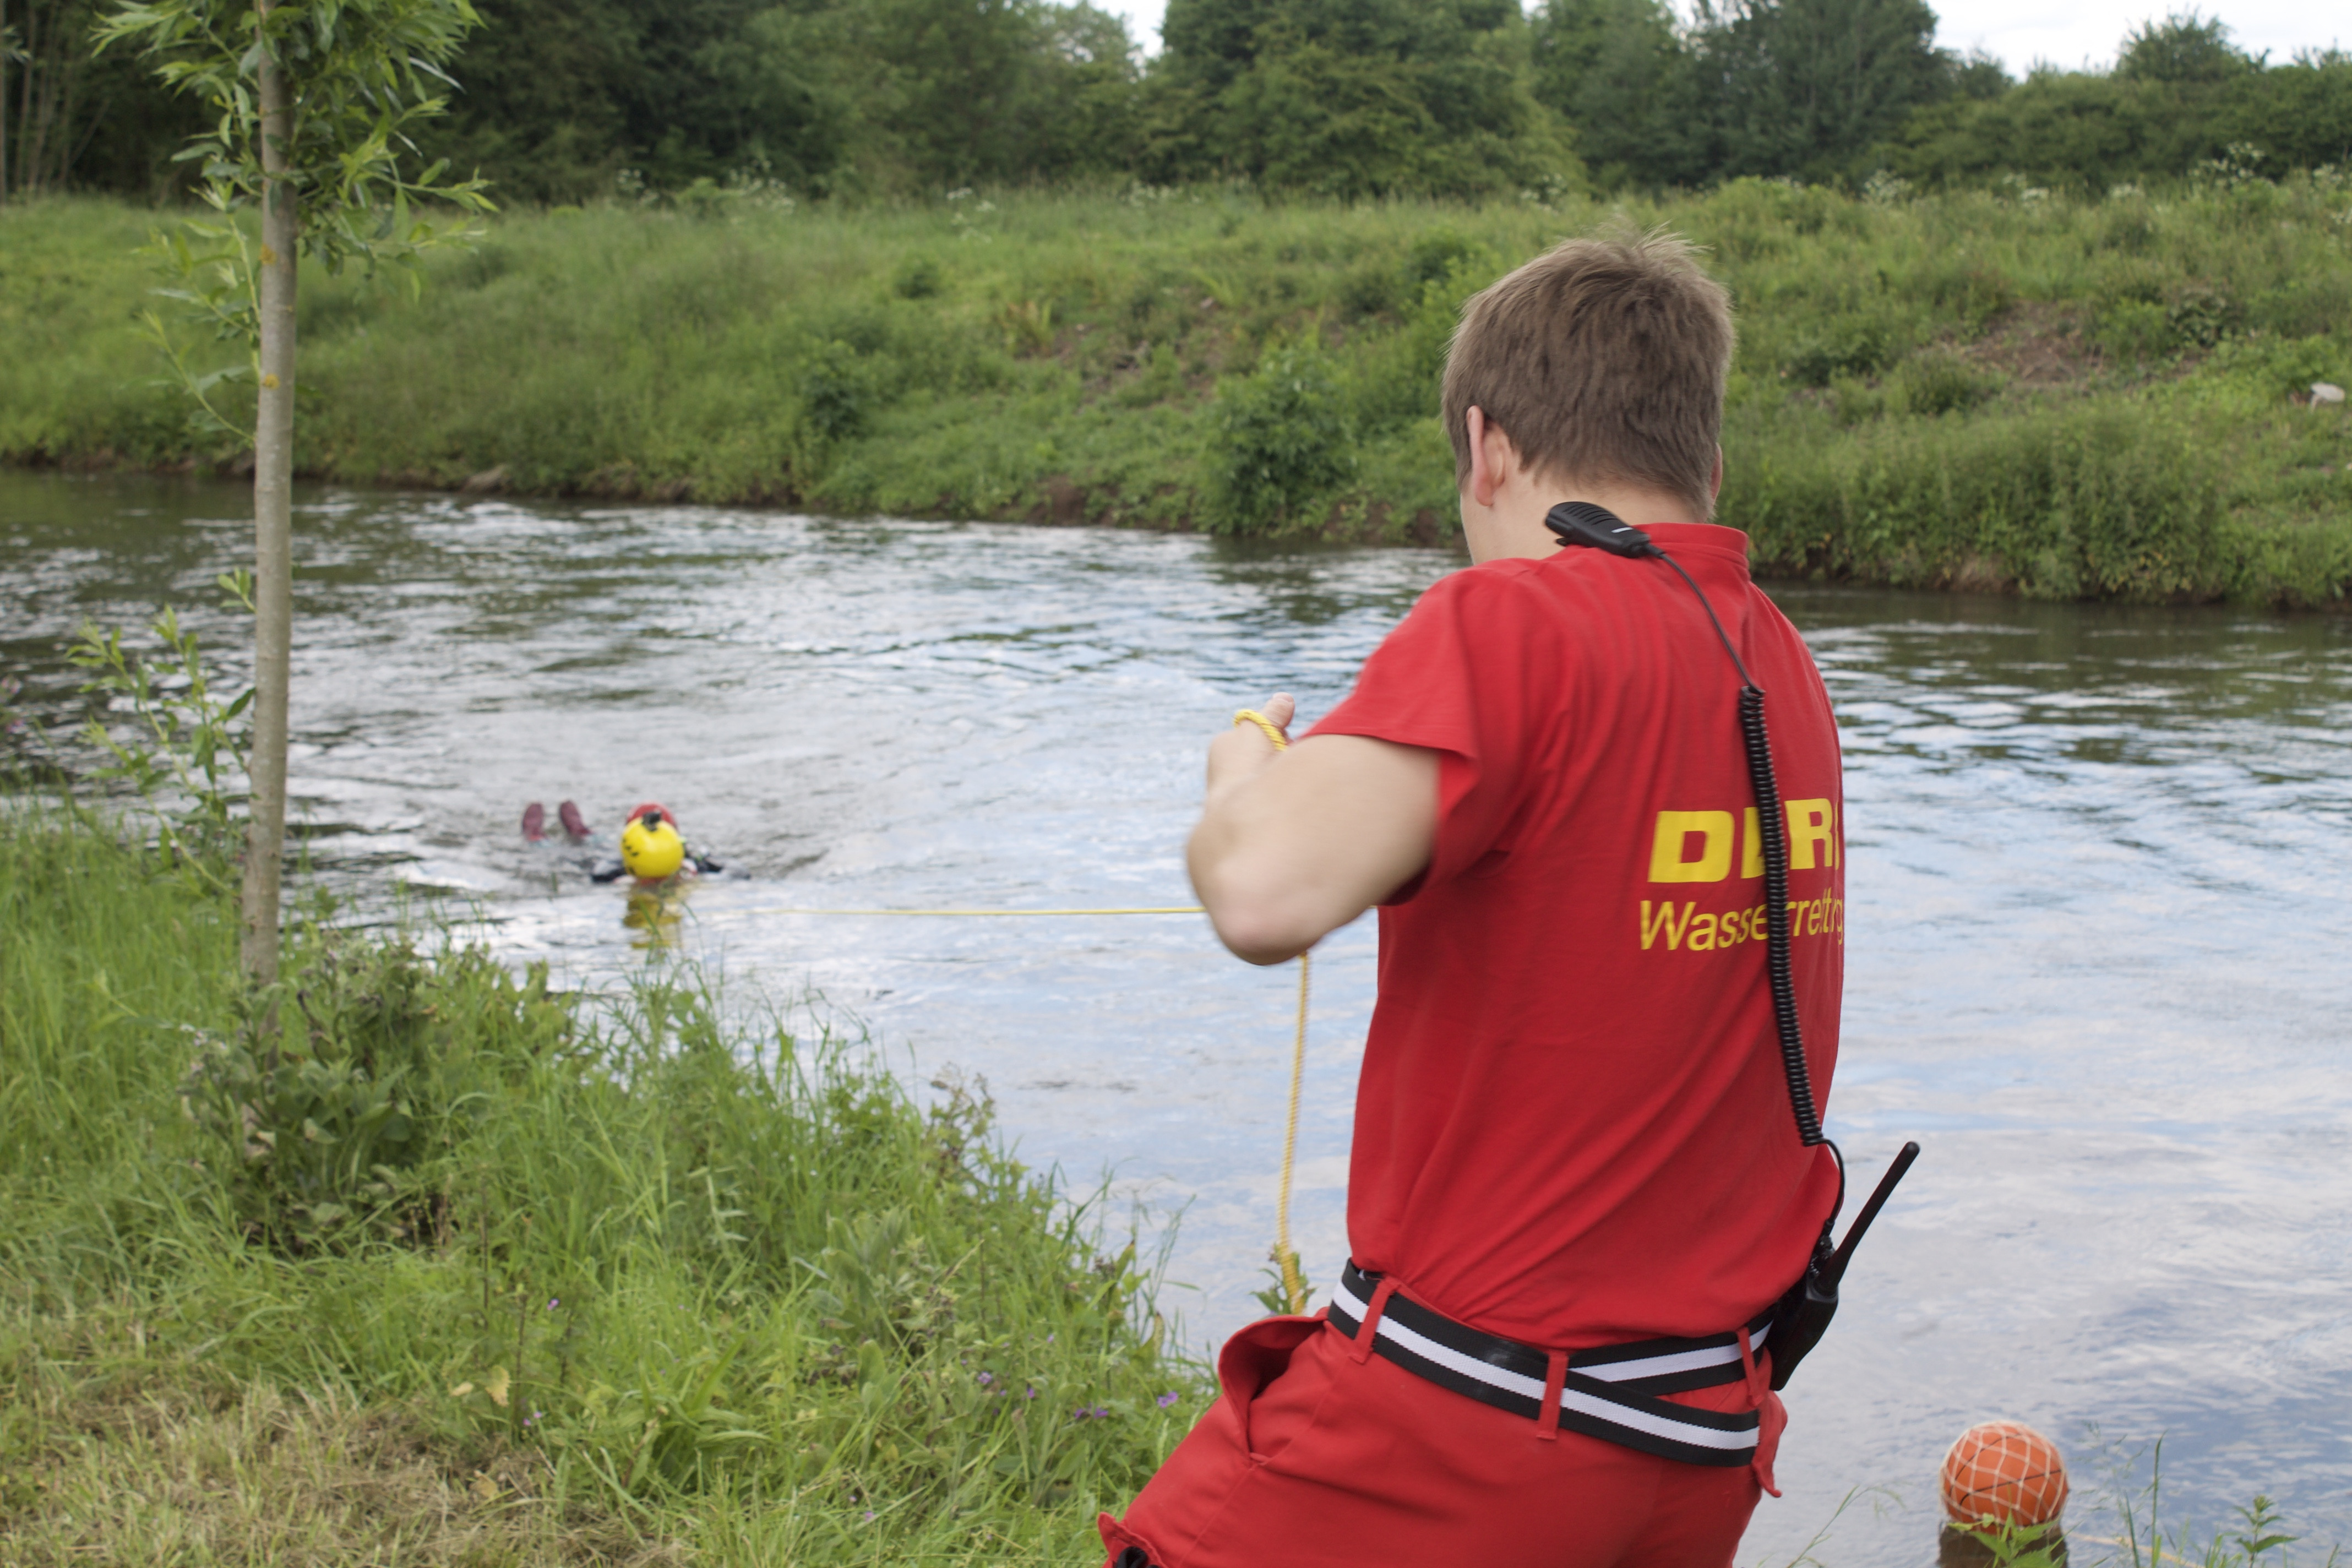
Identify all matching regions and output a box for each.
[1237,707,1313,1316]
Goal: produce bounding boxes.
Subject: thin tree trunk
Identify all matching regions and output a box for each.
[50,44,80,191]
[11,0,33,195]
[1,0,11,206]
[242,1,296,987]
[28,18,62,192]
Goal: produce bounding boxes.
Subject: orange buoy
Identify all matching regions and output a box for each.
[1940,1420,2068,1527]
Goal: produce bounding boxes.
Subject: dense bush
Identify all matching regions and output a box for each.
[179,939,571,1249]
[1207,346,1358,532]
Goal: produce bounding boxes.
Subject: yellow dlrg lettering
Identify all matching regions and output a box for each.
[1639,900,1697,951]
[1648,811,1734,883]
[1687,913,1719,951]
[1784,799,1837,871]
[1740,807,1764,879]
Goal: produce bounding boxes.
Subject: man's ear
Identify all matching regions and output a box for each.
[1467,406,1515,509]
[1710,445,1724,503]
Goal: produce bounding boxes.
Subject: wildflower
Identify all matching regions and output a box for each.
[976,1370,993,1385]
[1157,1391,1179,1408]
[863,1510,876,1523]
[1025,1386,1037,1398]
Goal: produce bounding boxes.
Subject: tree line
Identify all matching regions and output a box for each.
[2,0,2347,204]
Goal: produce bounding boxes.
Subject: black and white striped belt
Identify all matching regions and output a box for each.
[1328,1261,1773,1468]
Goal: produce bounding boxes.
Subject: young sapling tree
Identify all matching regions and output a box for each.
[97,0,492,985]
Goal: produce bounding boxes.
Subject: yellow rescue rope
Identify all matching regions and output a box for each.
[1277,946,1311,1313]
[1235,707,1312,1314]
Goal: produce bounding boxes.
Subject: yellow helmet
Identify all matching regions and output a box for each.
[619,803,686,882]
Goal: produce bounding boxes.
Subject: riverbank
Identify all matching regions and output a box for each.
[3,181,2349,606]
[0,808,1200,1564]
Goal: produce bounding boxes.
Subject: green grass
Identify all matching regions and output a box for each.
[2,176,2350,603]
[0,807,1202,1564]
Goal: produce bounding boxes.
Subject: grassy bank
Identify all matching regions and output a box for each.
[3,179,2350,606]
[0,808,1200,1564]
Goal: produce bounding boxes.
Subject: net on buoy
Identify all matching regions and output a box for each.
[1940,1420,2068,1527]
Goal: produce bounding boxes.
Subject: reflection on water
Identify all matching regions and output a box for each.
[622,885,692,949]
[5,469,2350,1564]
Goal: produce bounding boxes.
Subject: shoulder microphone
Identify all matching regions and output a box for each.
[1544,500,1660,558]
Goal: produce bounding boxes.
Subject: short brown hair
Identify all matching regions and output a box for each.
[1441,227,1734,519]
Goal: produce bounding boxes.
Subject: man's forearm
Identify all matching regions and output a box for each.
[1188,730,1440,965]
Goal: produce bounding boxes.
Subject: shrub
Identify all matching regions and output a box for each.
[798,339,876,447]
[181,938,571,1250]
[2094,298,2175,362]
[675,177,735,221]
[1206,347,1357,533]
[1338,260,1402,319]
[998,297,1058,357]
[1892,349,2004,416]
[1404,227,1482,288]
[1829,374,1885,426]
[1918,260,2016,330]
[1785,317,1900,386]
[892,253,945,300]
[2166,285,2242,350]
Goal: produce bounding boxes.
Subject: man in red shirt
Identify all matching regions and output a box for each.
[1099,231,1846,1567]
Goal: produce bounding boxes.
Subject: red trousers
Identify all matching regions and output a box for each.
[1101,1315,1773,1568]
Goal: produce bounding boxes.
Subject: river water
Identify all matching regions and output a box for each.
[5,470,2349,1564]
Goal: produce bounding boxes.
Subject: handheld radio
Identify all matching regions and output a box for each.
[1544,500,1918,1390]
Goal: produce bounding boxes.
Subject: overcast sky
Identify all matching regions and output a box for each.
[1096,1,2344,77]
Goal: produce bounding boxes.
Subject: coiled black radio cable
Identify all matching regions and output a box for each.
[1544,499,1926,1390]
[1543,500,1822,1146]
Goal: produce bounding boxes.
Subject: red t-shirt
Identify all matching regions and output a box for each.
[1309,524,1844,1350]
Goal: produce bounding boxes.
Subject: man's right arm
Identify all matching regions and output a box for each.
[1186,696,1439,965]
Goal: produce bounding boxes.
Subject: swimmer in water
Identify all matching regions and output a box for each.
[521,799,722,884]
